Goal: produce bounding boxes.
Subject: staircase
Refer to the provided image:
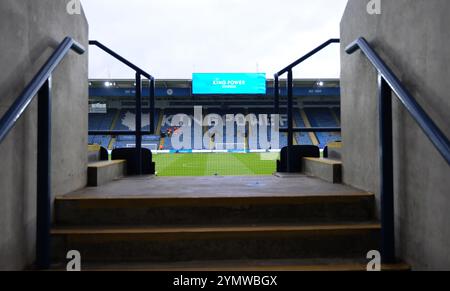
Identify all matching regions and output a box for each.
[50,169,409,271]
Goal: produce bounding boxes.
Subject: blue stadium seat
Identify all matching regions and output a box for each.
[88,109,117,148]
[108,107,341,150]
[160,108,193,150]
[112,109,160,149]
[293,111,313,145]
[304,108,341,148]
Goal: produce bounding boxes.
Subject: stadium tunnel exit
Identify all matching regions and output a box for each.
[0,0,449,272]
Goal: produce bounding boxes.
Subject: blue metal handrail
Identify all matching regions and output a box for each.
[346,37,450,165]
[0,37,85,270]
[276,38,340,76]
[89,40,156,174]
[89,40,153,80]
[0,37,85,143]
[274,38,341,172]
[346,37,450,264]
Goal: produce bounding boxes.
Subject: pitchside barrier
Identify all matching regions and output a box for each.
[125,144,159,151]
[152,149,282,154]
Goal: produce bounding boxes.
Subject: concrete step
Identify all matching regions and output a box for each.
[325,142,343,160]
[51,223,380,263]
[87,145,101,163]
[51,259,410,271]
[302,158,342,183]
[55,193,375,226]
[87,160,126,187]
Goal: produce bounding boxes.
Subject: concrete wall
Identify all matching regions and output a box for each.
[341,0,450,270]
[0,0,88,270]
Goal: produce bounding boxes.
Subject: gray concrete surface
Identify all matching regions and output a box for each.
[0,0,88,270]
[51,225,380,264]
[341,0,450,270]
[327,147,342,160]
[63,175,369,198]
[88,160,127,187]
[302,158,342,184]
[55,175,375,227]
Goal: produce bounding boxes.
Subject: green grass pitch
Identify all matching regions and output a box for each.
[153,153,279,176]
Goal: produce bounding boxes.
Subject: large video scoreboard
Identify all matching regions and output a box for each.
[192,73,266,95]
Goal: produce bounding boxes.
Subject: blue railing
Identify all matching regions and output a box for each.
[274,38,341,172]
[346,37,450,264]
[0,37,86,269]
[88,40,155,174]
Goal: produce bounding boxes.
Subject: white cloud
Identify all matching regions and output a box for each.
[81,0,348,79]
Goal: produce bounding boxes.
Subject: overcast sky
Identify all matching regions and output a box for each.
[81,0,348,80]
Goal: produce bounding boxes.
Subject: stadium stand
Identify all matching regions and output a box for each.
[205,108,239,148]
[248,108,288,150]
[88,109,117,148]
[87,79,342,151]
[111,109,161,150]
[293,111,313,145]
[304,107,341,148]
[159,108,194,150]
[332,107,341,123]
[88,107,341,150]
[158,108,289,150]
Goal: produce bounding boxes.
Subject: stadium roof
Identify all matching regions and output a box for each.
[89,78,340,89]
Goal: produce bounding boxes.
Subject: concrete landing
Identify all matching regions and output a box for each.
[87,160,126,187]
[50,259,410,272]
[60,175,369,199]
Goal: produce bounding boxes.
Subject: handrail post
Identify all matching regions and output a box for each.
[135,73,143,175]
[287,70,294,172]
[274,74,279,114]
[36,78,52,269]
[378,74,396,263]
[150,77,156,135]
